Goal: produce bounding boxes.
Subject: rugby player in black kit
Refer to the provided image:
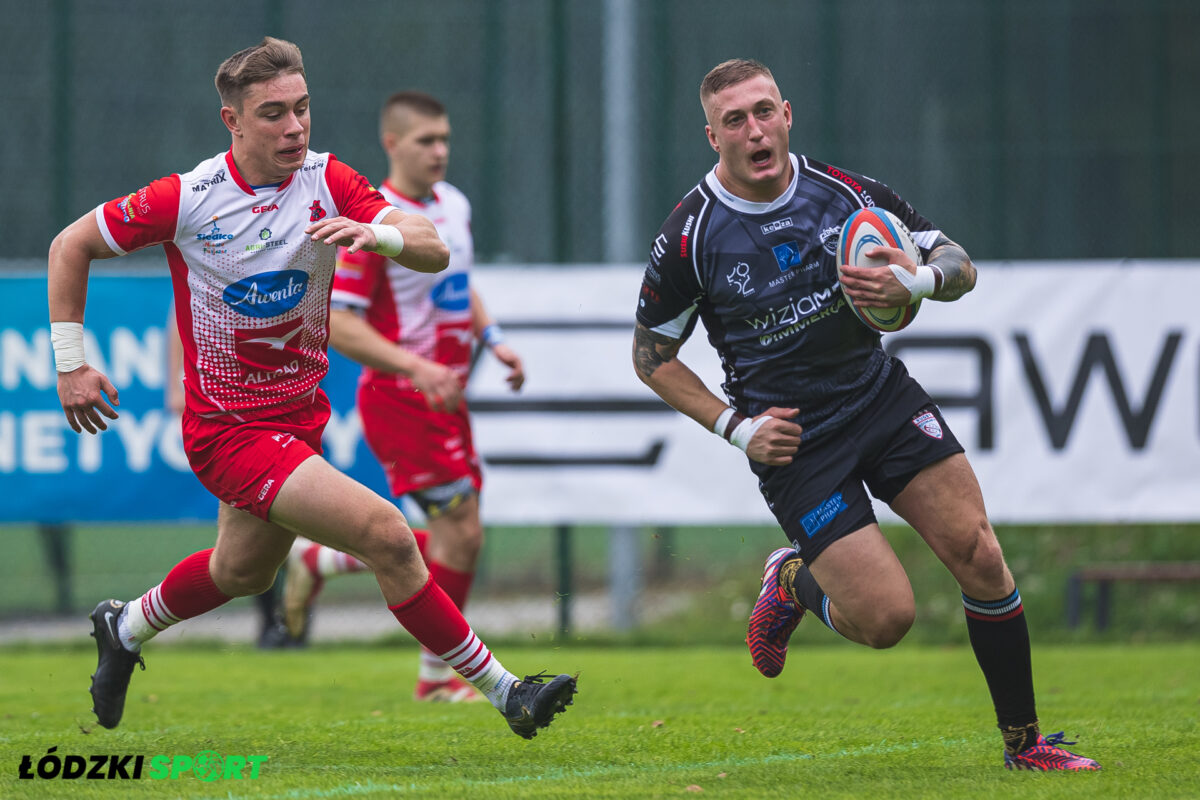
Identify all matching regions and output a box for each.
[632,58,1099,771]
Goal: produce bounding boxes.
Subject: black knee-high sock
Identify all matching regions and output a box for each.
[780,558,841,634]
[962,589,1040,751]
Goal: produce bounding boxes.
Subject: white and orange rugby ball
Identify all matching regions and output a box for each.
[836,207,923,332]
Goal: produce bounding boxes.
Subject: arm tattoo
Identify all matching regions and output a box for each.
[928,233,977,301]
[633,323,682,381]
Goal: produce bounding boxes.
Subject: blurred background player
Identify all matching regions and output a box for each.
[631,58,1098,771]
[50,38,575,737]
[282,91,525,703]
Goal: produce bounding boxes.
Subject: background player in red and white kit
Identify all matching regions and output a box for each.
[282,91,525,703]
[632,59,1098,770]
[48,37,575,738]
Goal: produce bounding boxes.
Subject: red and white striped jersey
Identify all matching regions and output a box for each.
[95,149,392,419]
[331,180,474,392]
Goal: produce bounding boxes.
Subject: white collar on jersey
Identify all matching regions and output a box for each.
[705,153,800,215]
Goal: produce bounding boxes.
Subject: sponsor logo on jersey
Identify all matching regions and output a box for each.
[244,227,287,253]
[191,170,227,193]
[820,225,842,256]
[117,194,139,223]
[912,411,944,439]
[234,319,307,386]
[800,491,848,538]
[746,286,839,332]
[726,262,756,297]
[760,217,793,235]
[300,159,327,172]
[430,272,470,312]
[223,270,309,318]
[680,215,695,257]
[772,241,804,272]
[825,167,874,206]
[196,218,234,242]
[252,204,279,214]
[650,233,668,266]
[308,200,327,222]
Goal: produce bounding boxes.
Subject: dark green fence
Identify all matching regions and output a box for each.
[4,0,1196,265]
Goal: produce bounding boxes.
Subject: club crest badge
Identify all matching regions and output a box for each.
[912,411,943,440]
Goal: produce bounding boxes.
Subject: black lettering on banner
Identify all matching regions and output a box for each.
[886,336,995,450]
[1015,331,1182,450]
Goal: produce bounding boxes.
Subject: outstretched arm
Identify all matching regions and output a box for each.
[305,208,449,274]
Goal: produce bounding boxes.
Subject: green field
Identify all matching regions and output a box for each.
[0,642,1196,799]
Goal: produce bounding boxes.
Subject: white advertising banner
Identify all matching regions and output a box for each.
[469,262,1200,525]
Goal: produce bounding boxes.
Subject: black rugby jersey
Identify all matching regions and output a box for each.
[636,153,941,443]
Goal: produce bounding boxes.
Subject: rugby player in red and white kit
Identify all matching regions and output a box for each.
[48,37,576,738]
[281,91,525,703]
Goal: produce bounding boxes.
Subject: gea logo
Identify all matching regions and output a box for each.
[222,270,309,318]
[252,204,279,214]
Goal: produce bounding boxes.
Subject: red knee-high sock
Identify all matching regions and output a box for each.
[389,575,472,654]
[412,528,429,560]
[428,561,474,610]
[135,548,232,634]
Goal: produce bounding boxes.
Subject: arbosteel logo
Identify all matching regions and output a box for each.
[18,746,268,782]
[223,269,309,318]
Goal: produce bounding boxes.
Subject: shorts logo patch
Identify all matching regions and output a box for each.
[913,411,943,439]
[800,492,848,538]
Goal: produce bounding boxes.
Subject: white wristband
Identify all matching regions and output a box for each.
[366,224,405,257]
[887,264,938,303]
[729,416,769,452]
[50,321,86,373]
[712,407,737,436]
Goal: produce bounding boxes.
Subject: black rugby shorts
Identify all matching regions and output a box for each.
[752,364,965,563]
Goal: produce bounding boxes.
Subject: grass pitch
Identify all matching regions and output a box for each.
[0,641,1196,799]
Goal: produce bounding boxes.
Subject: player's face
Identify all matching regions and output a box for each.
[386,114,451,197]
[704,75,793,202]
[225,72,311,186]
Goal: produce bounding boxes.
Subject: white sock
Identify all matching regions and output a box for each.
[120,586,182,651]
[419,648,455,683]
[316,546,368,577]
[440,631,517,711]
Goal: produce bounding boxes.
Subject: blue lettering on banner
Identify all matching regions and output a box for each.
[222,270,309,318]
[0,275,388,523]
[431,272,470,312]
[772,242,803,273]
[800,492,848,538]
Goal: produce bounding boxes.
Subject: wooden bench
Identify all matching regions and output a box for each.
[1066,562,1200,630]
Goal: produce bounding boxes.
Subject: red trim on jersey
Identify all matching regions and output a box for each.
[224,150,258,196]
[327,157,391,221]
[382,179,438,208]
[98,175,182,254]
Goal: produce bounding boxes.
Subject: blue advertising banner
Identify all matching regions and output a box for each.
[0,274,389,523]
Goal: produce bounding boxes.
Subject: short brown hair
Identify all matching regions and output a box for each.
[700,59,775,103]
[381,90,447,136]
[215,37,306,111]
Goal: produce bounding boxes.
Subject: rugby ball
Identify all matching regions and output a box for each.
[836,207,923,332]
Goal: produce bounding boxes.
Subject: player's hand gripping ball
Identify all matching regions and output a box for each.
[836,207,923,332]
